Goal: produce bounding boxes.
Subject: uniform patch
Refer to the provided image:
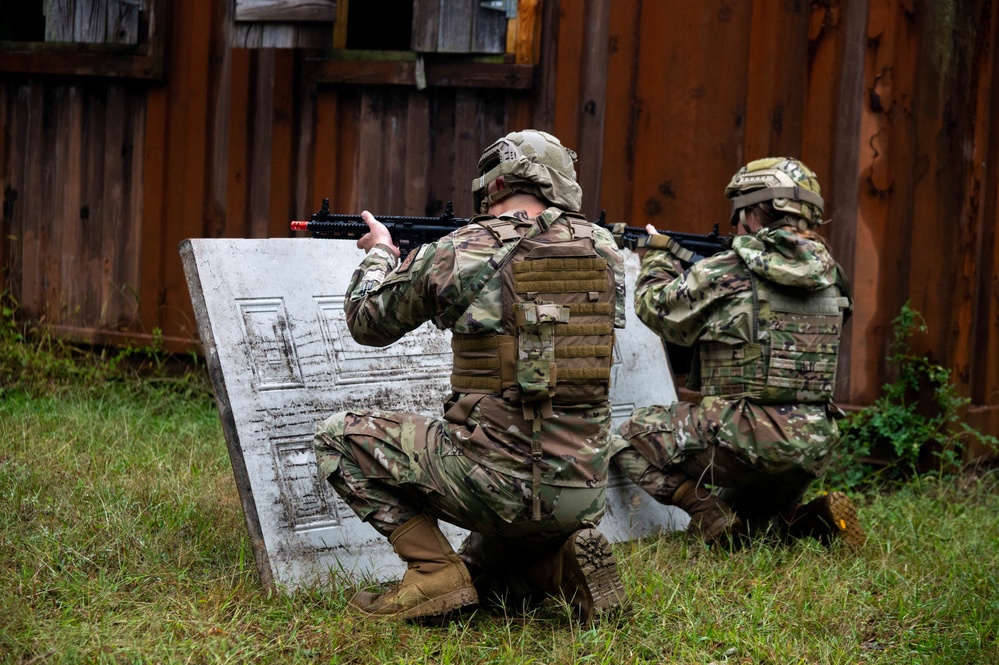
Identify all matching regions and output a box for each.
[397,244,427,273]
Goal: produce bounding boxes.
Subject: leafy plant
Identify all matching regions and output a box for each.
[825,301,998,490]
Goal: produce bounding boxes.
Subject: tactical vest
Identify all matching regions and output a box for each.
[449,209,616,407]
[446,209,616,519]
[698,274,848,404]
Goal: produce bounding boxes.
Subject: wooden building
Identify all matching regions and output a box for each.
[1,0,997,441]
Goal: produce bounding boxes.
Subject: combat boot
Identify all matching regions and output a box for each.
[348,514,479,620]
[780,491,865,551]
[528,528,629,623]
[671,479,744,547]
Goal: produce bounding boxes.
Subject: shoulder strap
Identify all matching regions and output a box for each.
[431,224,523,330]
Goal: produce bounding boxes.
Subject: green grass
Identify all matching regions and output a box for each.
[2,368,998,663]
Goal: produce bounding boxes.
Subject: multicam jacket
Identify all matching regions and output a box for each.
[345,209,626,488]
[635,226,853,474]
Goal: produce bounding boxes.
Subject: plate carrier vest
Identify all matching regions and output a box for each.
[695,274,849,404]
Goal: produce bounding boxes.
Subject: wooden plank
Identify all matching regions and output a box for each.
[231,22,332,48]
[234,0,337,22]
[450,90,480,213]
[45,0,76,42]
[38,86,64,322]
[404,92,431,215]
[309,58,532,88]
[225,48,252,239]
[357,91,384,211]
[598,0,641,225]
[334,90,361,214]
[575,0,610,220]
[411,0,441,52]
[9,85,39,310]
[294,54,317,226]
[106,85,145,332]
[971,4,999,413]
[437,0,472,52]
[139,85,167,337]
[510,0,541,64]
[206,0,234,238]
[552,0,584,147]
[470,0,507,54]
[426,60,531,88]
[426,89,458,215]
[74,0,108,44]
[77,85,102,327]
[125,87,145,330]
[0,48,166,79]
[332,0,349,48]
[249,51,276,239]
[266,49,296,239]
[107,0,140,45]
[531,0,560,132]
[0,85,7,292]
[308,89,338,215]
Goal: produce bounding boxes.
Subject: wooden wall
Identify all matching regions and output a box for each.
[1,0,997,437]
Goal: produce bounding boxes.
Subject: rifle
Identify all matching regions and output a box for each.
[292,200,732,262]
[594,211,731,262]
[291,198,469,258]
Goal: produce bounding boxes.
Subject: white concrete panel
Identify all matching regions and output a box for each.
[180,238,684,591]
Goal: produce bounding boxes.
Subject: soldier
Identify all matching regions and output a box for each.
[314,130,629,621]
[612,157,866,549]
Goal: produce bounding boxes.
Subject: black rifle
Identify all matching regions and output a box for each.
[594,211,731,262]
[291,198,469,258]
[292,200,732,262]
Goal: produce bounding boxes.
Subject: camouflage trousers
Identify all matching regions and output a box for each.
[612,398,837,529]
[314,410,606,570]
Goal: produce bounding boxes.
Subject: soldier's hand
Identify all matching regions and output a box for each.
[635,224,660,260]
[358,211,401,258]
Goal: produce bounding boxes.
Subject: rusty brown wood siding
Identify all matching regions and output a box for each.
[2,81,145,337]
[853,0,999,418]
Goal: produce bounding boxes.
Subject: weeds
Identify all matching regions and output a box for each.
[825,301,998,491]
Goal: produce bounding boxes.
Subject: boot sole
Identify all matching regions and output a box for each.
[398,587,479,621]
[351,586,478,621]
[821,491,866,551]
[567,529,628,620]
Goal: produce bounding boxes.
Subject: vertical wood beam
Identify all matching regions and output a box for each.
[576,0,610,220]
[531,0,560,131]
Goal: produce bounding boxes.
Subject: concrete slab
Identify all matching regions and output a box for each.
[180,238,684,591]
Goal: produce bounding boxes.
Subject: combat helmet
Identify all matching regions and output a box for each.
[472,129,582,213]
[724,157,825,230]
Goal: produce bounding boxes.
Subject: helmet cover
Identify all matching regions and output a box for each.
[471,129,582,213]
[724,157,825,227]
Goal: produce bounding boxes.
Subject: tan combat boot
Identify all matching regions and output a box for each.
[349,514,479,620]
[528,528,629,623]
[672,480,744,547]
[780,491,866,551]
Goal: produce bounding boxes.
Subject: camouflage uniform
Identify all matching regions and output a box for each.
[612,225,853,529]
[315,208,626,570]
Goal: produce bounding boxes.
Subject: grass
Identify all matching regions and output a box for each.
[1,357,998,663]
